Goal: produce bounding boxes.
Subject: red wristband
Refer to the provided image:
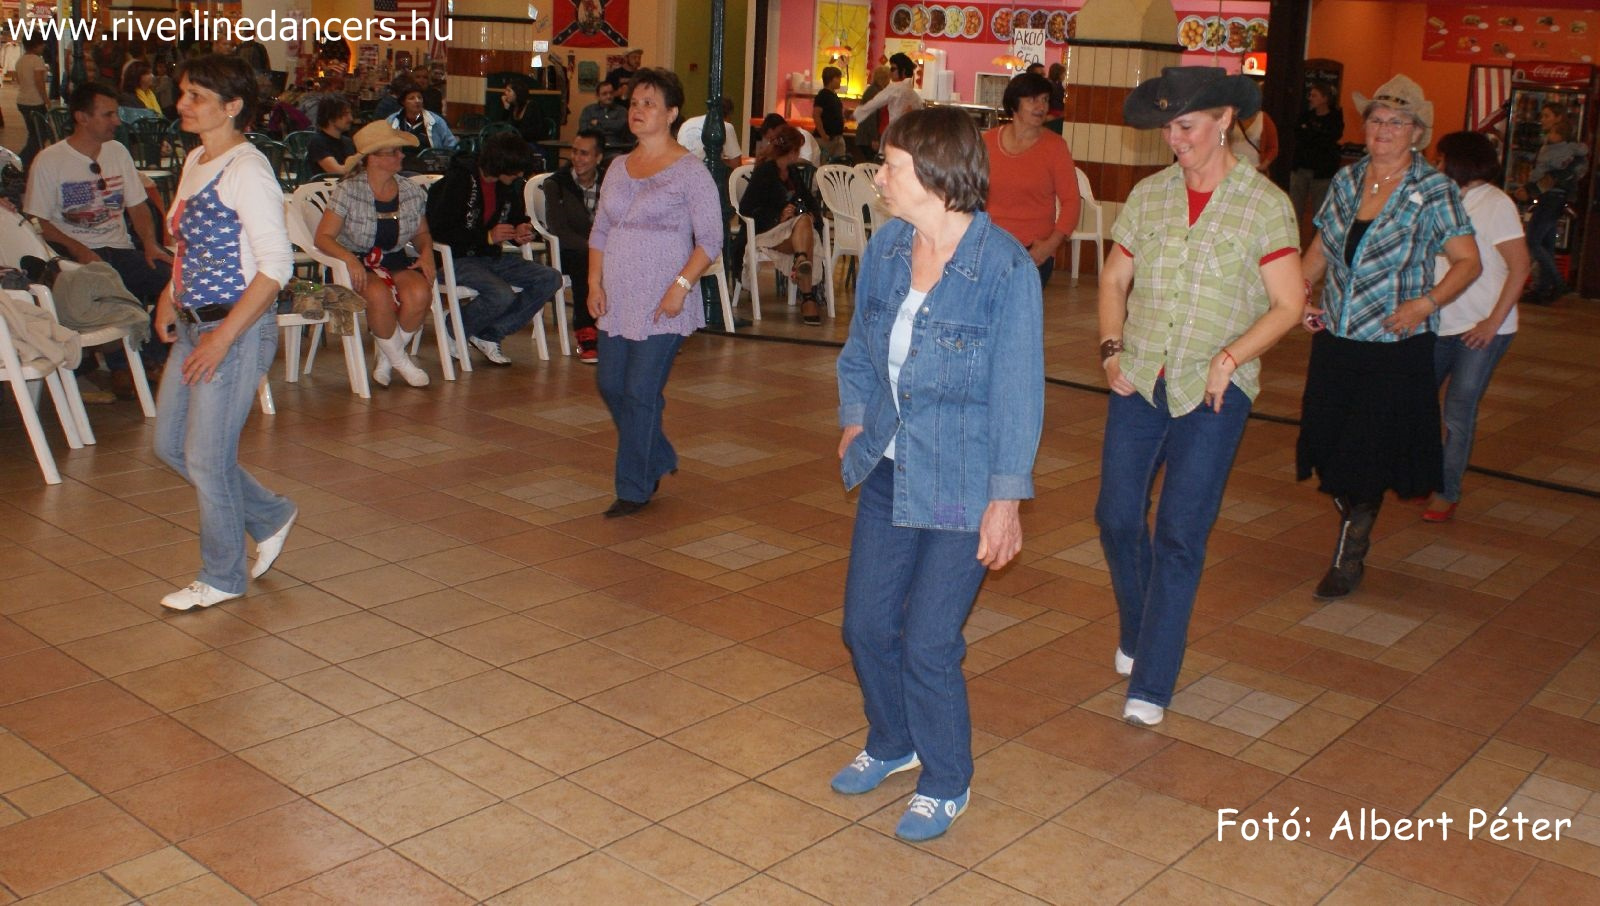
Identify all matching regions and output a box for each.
[1222,348,1237,370]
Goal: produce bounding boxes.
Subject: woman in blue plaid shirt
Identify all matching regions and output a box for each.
[1298,75,1481,601]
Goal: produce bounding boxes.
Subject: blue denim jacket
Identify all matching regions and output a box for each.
[836,212,1044,531]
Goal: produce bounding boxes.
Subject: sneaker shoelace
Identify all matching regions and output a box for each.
[180,582,207,596]
[906,793,939,819]
[848,752,876,772]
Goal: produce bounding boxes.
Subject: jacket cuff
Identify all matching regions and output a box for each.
[989,474,1034,501]
[839,403,865,427]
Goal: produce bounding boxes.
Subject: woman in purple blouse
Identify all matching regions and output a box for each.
[588,68,724,517]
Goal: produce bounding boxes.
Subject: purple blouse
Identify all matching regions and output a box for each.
[589,152,724,340]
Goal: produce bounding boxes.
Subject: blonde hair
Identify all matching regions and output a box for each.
[869,65,892,90]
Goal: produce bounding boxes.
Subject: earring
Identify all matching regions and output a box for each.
[1219,130,1226,147]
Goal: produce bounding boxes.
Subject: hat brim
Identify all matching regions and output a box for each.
[342,134,420,173]
[1351,92,1433,147]
[1123,73,1261,129]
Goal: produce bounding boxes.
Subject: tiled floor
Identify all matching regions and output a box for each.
[5,89,1600,898]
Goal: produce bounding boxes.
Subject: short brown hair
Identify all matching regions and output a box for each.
[175,54,258,130]
[628,68,684,115]
[881,107,987,213]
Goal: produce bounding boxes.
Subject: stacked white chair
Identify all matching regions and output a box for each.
[0,288,85,484]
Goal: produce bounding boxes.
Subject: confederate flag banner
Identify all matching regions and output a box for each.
[553,0,629,48]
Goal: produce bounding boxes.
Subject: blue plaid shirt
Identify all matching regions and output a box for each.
[1314,156,1473,342]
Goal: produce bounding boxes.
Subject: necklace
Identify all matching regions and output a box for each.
[1368,159,1409,195]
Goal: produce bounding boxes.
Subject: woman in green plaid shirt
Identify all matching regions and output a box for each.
[1096,68,1304,728]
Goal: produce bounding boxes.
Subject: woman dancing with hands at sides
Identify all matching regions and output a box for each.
[1097,67,1305,728]
[833,107,1044,842]
[152,55,298,612]
[586,68,723,518]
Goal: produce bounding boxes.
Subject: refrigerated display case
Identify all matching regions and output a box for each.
[1503,63,1595,287]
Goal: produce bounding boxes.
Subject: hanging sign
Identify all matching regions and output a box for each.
[1013,28,1046,65]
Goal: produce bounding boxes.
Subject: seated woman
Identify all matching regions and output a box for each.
[119,61,164,121]
[314,121,437,388]
[738,125,824,324]
[306,97,356,176]
[498,82,548,143]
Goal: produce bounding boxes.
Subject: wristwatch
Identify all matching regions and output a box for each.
[674,274,693,292]
[1100,338,1124,361]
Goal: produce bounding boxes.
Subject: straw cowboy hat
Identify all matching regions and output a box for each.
[1352,74,1433,147]
[342,120,419,173]
[1123,66,1260,129]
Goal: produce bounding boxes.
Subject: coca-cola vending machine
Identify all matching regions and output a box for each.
[1503,63,1597,296]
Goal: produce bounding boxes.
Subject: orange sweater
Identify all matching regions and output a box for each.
[983,127,1080,249]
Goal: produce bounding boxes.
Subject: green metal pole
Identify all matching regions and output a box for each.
[701,0,731,328]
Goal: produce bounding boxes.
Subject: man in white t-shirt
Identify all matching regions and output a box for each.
[678,97,743,169]
[24,83,171,306]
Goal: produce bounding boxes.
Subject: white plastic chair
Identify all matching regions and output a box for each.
[0,209,156,420]
[729,164,831,322]
[523,173,572,356]
[277,182,376,409]
[851,163,886,235]
[0,289,85,484]
[1070,166,1105,287]
[815,164,864,305]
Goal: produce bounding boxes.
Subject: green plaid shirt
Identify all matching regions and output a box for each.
[1110,161,1297,417]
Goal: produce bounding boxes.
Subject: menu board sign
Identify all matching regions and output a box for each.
[886,4,1082,45]
[1422,4,1598,64]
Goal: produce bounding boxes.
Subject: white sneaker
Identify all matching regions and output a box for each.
[251,509,297,579]
[1114,648,1134,677]
[1123,698,1165,727]
[377,330,430,387]
[161,581,241,611]
[469,336,512,366]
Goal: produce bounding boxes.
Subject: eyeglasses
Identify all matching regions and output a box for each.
[87,160,107,191]
[1366,117,1414,131]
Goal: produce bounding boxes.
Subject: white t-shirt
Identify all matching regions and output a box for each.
[678,115,743,161]
[883,287,927,460]
[24,140,144,250]
[168,143,294,292]
[1436,182,1523,336]
[14,53,46,106]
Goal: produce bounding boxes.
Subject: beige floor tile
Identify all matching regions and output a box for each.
[584,672,738,737]
[14,873,133,905]
[311,758,498,845]
[172,683,337,750]
[486,703,650,775]
[606,825,756,900]
[920,871,1049,905]
[436,614,578,665]
[667,705,831,777]
[751,674,867,737]
[393,802,589,900]
[104,846,209,898]
[341,639,492,696]
[407,669,565,734]
[669,645,818,701]
[374,589,510,635]
[1124,869,1271,905]
[112,651,272,712]
[57,623,210,677]
[860,793,1048,870]
[769,825,963,906]
[178,799,380,898]
[11,595,152,646]
[1319,866,1474,905]
[278,612,423,663]
[1057,779,1216,863]
[1176,836,1356,906]
[0,797,163,896]
[426,738,555,799]
[707,873,828,905]
[593,616,734,668]
[570,740,744,821]
[313,563,447,609]
[975,741,1113,818]
[141,873,255,905]
[282,666,397,714]
[504,641,655,698]
[0,734,62,792]
[259,849,473,905]
[975,823,1163,905]
[109,756,297,842]
[488,852,695,905]
[219,637,329,680]
[662,781,847,870]
[238,718,413,794]
[508,779,650,848]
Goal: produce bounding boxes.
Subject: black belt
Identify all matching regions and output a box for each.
[176,304,232,324]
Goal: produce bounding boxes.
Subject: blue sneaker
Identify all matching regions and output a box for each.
[895,789,970,842]
[830,750,920,795]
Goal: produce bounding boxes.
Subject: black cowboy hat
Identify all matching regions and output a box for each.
[1123,66,1261,129]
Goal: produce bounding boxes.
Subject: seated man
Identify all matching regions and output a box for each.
[542,129,605,363]
[578,81,631,149]
[306,97,356,176]
[387,82,457,167]
[24,82,172,393]
[677,97,743,169]
[425,132,561,366]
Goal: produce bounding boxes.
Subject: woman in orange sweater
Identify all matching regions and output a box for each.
[983,71,1080,286]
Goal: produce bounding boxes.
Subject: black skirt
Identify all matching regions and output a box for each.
[1296,330,1442,501]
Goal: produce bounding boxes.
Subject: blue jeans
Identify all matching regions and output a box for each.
[1096,378,1250,708]
[842,457,988,799]
[1434,332,1513,502]
[1526,192,1565,297]
[596,329,683,502]
[153,314,295,595]
[453,255,560,343]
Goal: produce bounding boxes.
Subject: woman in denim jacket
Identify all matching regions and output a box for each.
[833,108,1044,843]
